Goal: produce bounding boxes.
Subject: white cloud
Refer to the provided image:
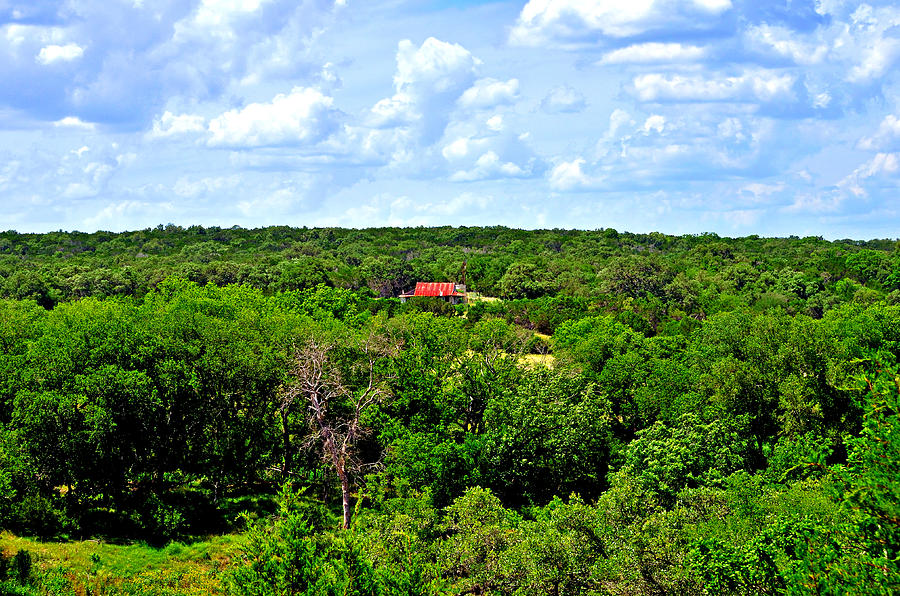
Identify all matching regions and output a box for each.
[173,176,241,198]
[549,158,599,190]
[5,0,900,236]
[442,136,471,161]
[53,116,96,130]
[449,151,531,182]
[642,114,665,133]
[62,182,96,199]
[438,116,543,182]
[787,151,900,215]
[36,43,83,64]
[84,200,175,230]
[718,208,762,228]
[391,191,492,220]
[858,115,900,152]
[175,0,274,41]
[237,186,306,217]
[577,109,779,192]
[394,37,480,100]
[847,36,900,83]
[540,85,586,113]
[740,182,786,202]
[12,0,345,130]
[59,160,115,199]
[457,78,519,110]
[332,191,495,228]
[744,25,827,66]
[594,108,634,159]
[426,192,491,216]
[510,0,733,47]
[630,71,796,104]
[840,152,900,198]
[365,37,481,149]
[149,111,207,139]
[599,42,707,65]
[717,117,746,142]
[207,86,340,148]
[486,115,503,132]
[368,96,416,129]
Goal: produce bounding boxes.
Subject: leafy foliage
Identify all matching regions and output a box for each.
[1,225,899,594]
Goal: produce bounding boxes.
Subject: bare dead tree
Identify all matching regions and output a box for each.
[279,328,398,529]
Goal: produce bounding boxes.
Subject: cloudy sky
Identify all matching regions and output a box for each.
[1,0,899,238]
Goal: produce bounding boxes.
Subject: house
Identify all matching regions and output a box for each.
[399,282,467,304]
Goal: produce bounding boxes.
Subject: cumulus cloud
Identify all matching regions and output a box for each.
[149,112,207,139]
[4,0,900,236]
[1,142,128,213]
[549,158,600,190]
[53,116,96,129]
[555,106,783,195]
[207,86,340,148]
[830,3,900,85]
[395,37,480,100]
[510,0,733,47]
[0,0,346,127]
[629,71,797,104]
[373,37,480,143]
[599,42,707,65]
[858,115,900,152]
[540,85,586,113]
[743,24,827,66]
[839,153,900,198]
[438,114,543,182]
[787,149,900,217]
[36,43,83,64]
[847,36,900,83]
[183,0,273,37]
[449,151,530,182]
[352,36,541,182]
[457,78,519,110]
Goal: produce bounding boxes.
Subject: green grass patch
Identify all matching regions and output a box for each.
[1,531,245,595]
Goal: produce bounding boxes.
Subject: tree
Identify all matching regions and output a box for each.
[281,325,398,528]
[499,262,550,299]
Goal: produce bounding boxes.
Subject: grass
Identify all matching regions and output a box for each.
[519,353,555,368]
[1,531,244,595]
[465,292,500,303]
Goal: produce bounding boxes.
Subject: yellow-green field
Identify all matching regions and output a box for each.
[1,532,241,595]
[519,352,555,367]
[464,292,500,303]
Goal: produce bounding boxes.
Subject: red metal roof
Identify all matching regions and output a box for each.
[401,282,464,297]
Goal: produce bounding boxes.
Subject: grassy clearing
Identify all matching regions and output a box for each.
[1,532,243,595]
[519,353,555,368]
[465,292,500,303]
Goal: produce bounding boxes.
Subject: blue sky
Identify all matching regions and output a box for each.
[1,0,899,238]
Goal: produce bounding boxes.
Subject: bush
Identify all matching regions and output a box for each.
[13,550,32,585]
[12,495,68,539]
[229,486,379,596]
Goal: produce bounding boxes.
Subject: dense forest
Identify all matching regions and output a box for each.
[1,225,899,595]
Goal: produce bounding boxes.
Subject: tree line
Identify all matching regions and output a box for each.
[2,226,899,317]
